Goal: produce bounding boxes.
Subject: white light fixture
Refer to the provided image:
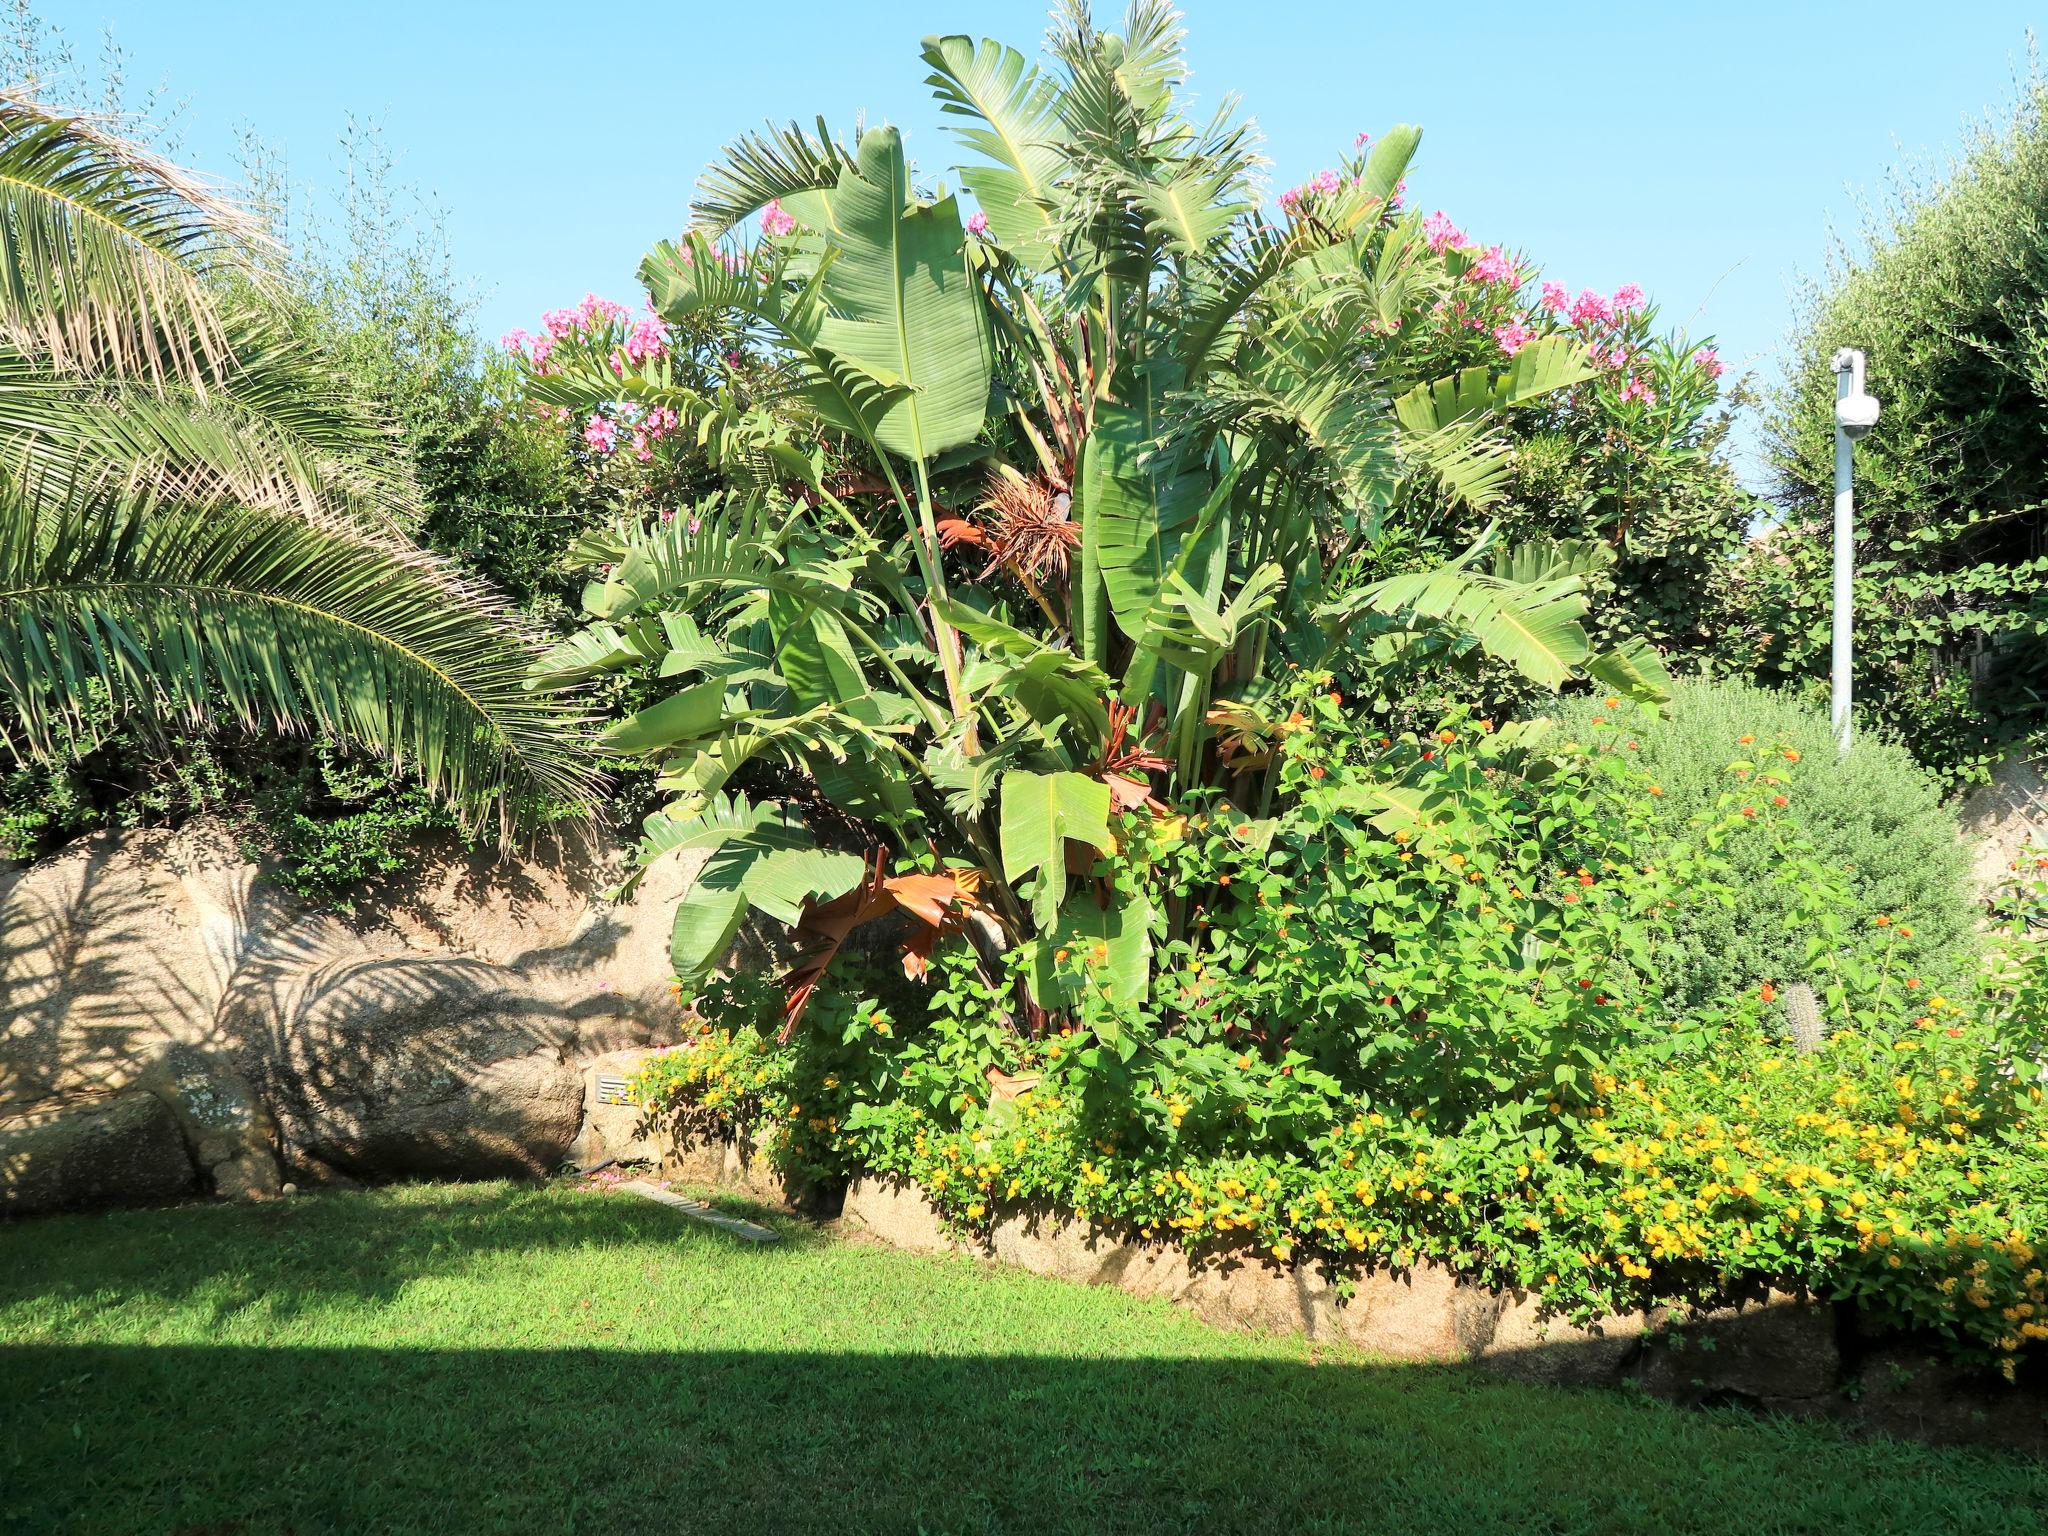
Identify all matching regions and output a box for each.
[1830,348,1879,753]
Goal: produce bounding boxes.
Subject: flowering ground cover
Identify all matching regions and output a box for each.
[2,1182,2043,1535]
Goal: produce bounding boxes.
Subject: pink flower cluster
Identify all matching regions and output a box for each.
[1278,167,1346,215]
[1466,244,1520,286]
[1692,346,1725,379]
[966,210,990,236]
[506,292,678,388]
[1492,319,1537,357]
[762,199,799,238]
[1423,210,1465,254]
[675,239,747,274]
[623,315,668,364]
[582,401,683,463]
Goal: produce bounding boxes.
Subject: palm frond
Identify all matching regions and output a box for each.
[0,92,272,383]
[0,474,598,830]
[692,117,856,237]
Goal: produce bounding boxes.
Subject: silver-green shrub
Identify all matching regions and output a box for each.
[1557,677,1978,1015]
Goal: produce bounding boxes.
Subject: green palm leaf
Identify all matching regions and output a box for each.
[0,476,597,826]
[0,94,269,382]
[813,127,993,462]
[921,33,1069,267]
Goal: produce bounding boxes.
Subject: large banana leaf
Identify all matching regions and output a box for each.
[813,127,993,462]
[1026,890,1155,1006]
[1083,399,1205,647]
[641,795,867,979]
[1331,552,1594,691]
[999,768,1113,929]
[1393,337,1594,434]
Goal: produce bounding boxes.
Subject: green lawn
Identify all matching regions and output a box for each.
[2,1182,2042,1534]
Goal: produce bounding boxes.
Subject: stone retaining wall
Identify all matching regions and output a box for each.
[840,1175,2048,1455]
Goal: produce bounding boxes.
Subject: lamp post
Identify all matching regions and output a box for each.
[1830,348,1880,753]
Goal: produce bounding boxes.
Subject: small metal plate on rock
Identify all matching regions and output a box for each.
[595,1073,632,1106]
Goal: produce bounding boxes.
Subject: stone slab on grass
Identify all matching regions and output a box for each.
[621,1178,779,1243]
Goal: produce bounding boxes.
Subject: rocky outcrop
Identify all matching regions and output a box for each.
[0,819,690,1212]
[1959,753,2048,895]
[0,1091,193,1213]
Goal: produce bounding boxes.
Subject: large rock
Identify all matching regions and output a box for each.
[0,819,690,1205]
[246,955,584,1181]
[0,1091,194,1213]
[841,1176,962,1256]
[567,1047,669,1169]
[1639,1288,1841,1407]
[1479,1291,1651,1386]
[1959,753,2048,896]
[1338,1260,1504,1362]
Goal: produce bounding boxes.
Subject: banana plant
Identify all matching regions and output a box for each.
[519,1,1672,1028]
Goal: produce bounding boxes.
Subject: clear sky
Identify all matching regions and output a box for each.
[25,0,2046,484]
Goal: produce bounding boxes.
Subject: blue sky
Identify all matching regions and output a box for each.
[27,1,2046,483]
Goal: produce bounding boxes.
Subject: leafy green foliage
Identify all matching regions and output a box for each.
[1556,678,1980,1016]
[1750,74,2048,783]
[519,5,1665,1014]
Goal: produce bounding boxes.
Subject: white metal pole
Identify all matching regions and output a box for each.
[1829,348,1878,756]
[1832,363,1854,754]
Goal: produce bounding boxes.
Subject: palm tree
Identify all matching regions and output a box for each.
[0,91,595,830]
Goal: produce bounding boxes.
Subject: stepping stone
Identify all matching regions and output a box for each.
[620,1179,780,1243]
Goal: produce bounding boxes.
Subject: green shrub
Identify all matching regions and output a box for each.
[1556,677,1979,1016]
[640,944,2048,1374]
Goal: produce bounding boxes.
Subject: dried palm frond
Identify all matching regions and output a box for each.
[977,469,1078,582]
[0,91,274,384]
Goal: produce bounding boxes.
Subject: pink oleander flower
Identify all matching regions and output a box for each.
[1611,283,1647,314]
[762,198,798,238]
[1619,374,1658,405]
[1467,244,1516,285]
[1539,280,1570,314]
[583,415,620,453]
[644,404,679,439]
[542,307,577,339]
[1568,288,1614,328]
[1423,210,1465,254]
[686,515,703,536]
[1312,167,1341,195]
[1354,130,1372,148]
[577,293,629,327]
[966,209,990,236]
[1692,346,1726,379]
[528,333,556,371]
[1493,320,1536,357]
[1278,186,1302,214]
[499,328,530,355]
[623,315,668,363]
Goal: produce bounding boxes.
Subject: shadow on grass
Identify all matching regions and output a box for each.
[4,1187,2046,1534]
[0,1181,831,1331]
[6,1339,2046,1536]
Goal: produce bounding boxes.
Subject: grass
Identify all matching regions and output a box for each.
[2,1182,2043,1535]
